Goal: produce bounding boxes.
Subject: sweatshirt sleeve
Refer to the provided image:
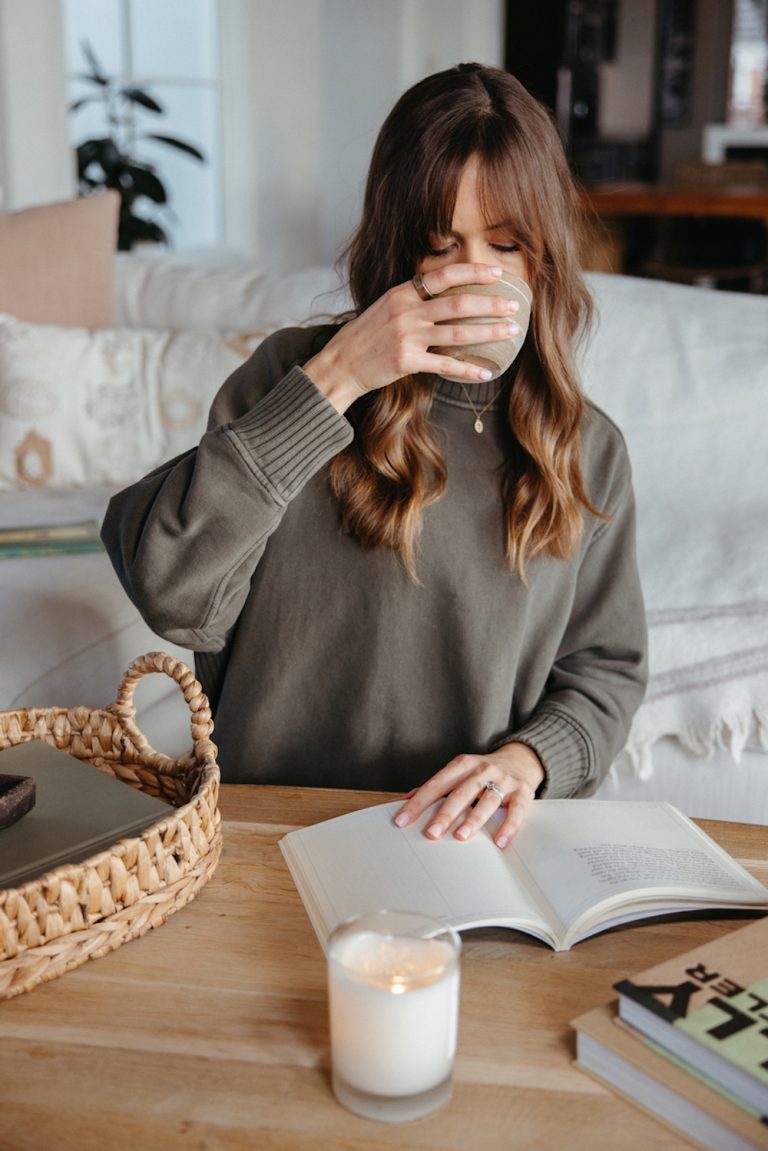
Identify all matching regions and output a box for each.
[493,420,649,798]
[101,327,353,652]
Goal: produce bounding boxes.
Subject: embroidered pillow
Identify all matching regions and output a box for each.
[0,315,269,489]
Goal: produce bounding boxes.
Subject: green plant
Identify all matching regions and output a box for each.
[70,40,206,250]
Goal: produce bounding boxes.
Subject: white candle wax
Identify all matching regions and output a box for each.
[329,929,460,1097]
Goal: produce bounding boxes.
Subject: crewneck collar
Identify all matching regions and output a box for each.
[431,370,512,409]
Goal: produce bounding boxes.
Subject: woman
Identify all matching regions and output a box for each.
[102,63,647,848]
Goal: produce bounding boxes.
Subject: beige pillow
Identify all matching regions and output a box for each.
[0,314,271,489]
[0,193,119,328]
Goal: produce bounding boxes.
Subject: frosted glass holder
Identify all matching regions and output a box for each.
[327,910,461,1123]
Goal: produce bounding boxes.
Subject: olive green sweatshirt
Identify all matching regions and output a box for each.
[102,325,647,795]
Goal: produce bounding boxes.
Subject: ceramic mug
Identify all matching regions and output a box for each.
[428,275,532,383]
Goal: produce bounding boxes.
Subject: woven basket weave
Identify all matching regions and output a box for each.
[0,651,221,1000]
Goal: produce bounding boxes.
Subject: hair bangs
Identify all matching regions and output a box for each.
[474,142,542,269]
[410,145,475,259]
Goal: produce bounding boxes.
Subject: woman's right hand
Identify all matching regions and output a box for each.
[303,263,521,414]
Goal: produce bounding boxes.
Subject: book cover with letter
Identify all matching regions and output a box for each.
[0,741,171,889]
[279,799,768,953]
[614,917,768,1116]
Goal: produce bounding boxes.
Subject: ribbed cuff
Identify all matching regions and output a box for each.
[491,707,595,799]
[227,366,353,504]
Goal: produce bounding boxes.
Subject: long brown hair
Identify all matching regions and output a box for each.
[328,63,596,579]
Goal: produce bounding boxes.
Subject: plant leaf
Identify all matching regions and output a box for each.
[143,133,206,162]
[124,163,167,204]
[122,87,164,114]
[73,72,110,88]
[118,211,168,251]
[75,138,125,180]
[75,139,102,169]
[80,39,108,85]
[69,95,101,114]
[93,138,125,173]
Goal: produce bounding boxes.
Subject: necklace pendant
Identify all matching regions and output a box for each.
[474,418,484,433]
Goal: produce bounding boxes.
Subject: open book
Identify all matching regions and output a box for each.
[279,800,768,953]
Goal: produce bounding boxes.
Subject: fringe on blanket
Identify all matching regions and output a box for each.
[619,680,768,782]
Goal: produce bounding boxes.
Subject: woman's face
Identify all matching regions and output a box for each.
[415,153,529,284]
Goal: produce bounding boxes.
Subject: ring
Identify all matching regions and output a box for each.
[412,272,434,301]
[485,780,505,802]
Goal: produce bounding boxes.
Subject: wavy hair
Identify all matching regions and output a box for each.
[328,63,597,579]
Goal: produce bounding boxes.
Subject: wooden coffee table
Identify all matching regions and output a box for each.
[1,785,765,1150]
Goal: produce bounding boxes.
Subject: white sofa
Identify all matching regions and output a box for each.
[1,246,766,822]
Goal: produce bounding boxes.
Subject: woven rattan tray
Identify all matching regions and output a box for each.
[0,651,221,1000]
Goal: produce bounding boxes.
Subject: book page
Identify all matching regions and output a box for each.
[280,800,549,949]
[510,801,767,939]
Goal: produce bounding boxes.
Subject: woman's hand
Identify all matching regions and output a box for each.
[303,263,521,414]
[394,743,545,849]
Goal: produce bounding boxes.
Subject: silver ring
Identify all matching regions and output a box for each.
[412,272,434,301]
[485,780,505,802]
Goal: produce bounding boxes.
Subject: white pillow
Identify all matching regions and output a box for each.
[579,274,768,764]
[579,274,768,613]
[0,314,269,489]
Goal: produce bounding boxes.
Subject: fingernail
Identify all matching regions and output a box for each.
[426,822,444,839]
[504,323,520,336]
[455,825,470,840]
[490,266,503,275]
[478,369,493,380]
[496,835,508,849]
[505,300,519,312]
[394,811,411,827]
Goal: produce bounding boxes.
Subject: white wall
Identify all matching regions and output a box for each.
[0,0,75,209]
[220,0,504,269]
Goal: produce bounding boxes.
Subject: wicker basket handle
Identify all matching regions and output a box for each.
[109,651,216,768]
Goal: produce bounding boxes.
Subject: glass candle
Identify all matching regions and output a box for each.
[328,910,461,1123]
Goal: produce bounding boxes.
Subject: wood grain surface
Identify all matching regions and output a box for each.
[1,785,765,1151]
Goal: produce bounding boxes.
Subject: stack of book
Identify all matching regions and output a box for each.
[572,916,768,1151]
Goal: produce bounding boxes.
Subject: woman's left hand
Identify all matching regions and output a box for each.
[394,743,545,849]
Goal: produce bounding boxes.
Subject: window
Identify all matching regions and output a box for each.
[63,0,223,250]
[728,0,768,125]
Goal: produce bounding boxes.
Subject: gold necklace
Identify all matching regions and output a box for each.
[459,381,505,433]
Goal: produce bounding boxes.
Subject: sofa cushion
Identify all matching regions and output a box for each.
[581,273,768,769]
[0,314,268,489]
[115,252,351,331]
[0,193,119,328]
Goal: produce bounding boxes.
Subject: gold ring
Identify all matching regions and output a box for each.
[412,272,434,301]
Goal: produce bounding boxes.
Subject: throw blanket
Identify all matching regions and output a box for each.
[583,274,768,777]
